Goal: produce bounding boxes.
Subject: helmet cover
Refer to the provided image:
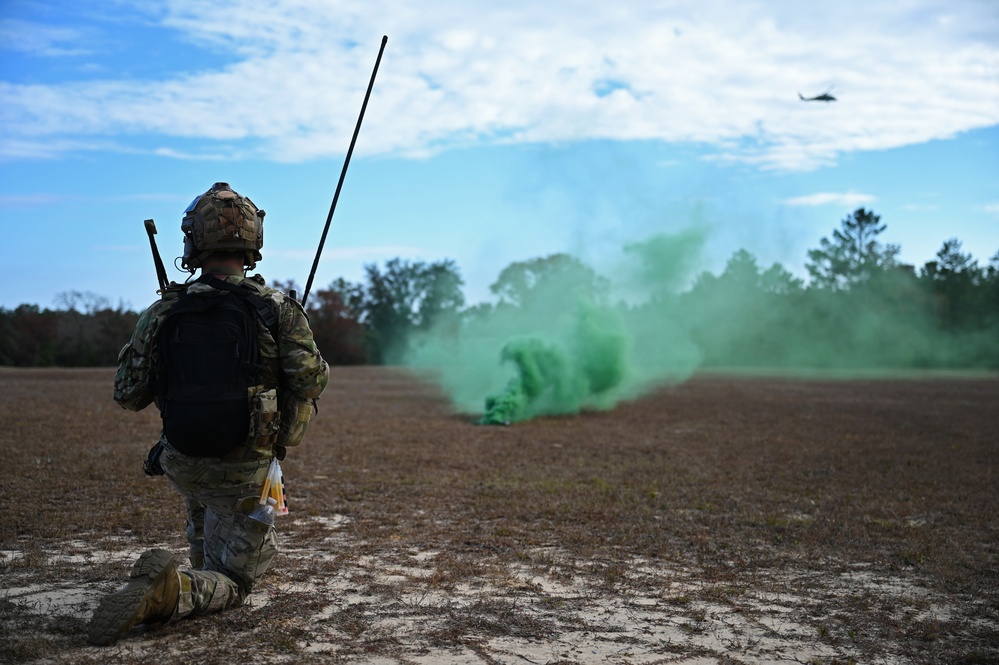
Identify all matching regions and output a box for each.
[181,182,265,270]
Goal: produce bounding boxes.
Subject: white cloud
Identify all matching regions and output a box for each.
[0,19,92,57]
[0,191,186,207]
[781,192,877,207]
[0,193,69,206]
[902,203,941,212]
[1,0,998,170]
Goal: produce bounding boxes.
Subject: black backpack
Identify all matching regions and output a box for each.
[156,276,277,457]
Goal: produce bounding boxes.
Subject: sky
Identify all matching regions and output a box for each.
[1,0,997,312]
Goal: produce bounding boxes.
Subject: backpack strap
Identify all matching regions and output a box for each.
[196,274,280,341]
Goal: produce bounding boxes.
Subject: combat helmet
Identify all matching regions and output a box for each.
[181,182,265,271]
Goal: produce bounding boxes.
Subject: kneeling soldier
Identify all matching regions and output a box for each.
[88,182,329,645]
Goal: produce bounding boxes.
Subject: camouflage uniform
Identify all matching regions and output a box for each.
[114,270,329,620]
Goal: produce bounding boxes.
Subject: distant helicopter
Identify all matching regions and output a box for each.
[799,86,836,102]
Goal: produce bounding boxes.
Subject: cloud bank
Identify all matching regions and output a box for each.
[782,192,877,207]
[1,0,997,170]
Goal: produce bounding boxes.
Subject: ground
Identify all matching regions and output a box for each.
[1,366,997,664]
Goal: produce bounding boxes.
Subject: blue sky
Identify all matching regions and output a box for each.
[1,0,997,311]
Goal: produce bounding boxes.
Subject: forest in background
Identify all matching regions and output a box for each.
[2,209,998,370]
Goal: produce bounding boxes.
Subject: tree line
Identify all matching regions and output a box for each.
[2,209,998,369]
[0,292,138,367]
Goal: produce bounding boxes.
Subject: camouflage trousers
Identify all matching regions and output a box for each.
[160,441,278,620]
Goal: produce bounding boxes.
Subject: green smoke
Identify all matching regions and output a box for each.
[403,216,998,423]
[481,298,628,424]
[403,231,706,423]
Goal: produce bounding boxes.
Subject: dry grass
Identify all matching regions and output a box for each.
[1,366,997,664]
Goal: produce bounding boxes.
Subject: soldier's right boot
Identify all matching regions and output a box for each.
[87,549,181,646]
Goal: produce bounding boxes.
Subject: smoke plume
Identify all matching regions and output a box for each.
[404,230,707,423]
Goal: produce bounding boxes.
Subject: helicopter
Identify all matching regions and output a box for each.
[798,86,836,102]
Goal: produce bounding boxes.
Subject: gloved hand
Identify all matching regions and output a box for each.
[274,445,287,461]
[143,441,165,476]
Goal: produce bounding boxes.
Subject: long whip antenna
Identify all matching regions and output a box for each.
[301,35,388,308]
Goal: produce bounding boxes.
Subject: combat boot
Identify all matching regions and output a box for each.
[87,548,181,646]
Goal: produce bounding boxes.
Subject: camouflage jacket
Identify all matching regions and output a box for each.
[114,273,329,460]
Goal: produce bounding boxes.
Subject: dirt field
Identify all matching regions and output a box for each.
[1,366,997,664]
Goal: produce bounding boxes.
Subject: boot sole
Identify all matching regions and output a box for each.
[87,549,178,646]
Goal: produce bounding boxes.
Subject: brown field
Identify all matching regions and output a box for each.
[1,366,997,664]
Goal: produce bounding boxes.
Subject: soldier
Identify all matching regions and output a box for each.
[88,182,329,646]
